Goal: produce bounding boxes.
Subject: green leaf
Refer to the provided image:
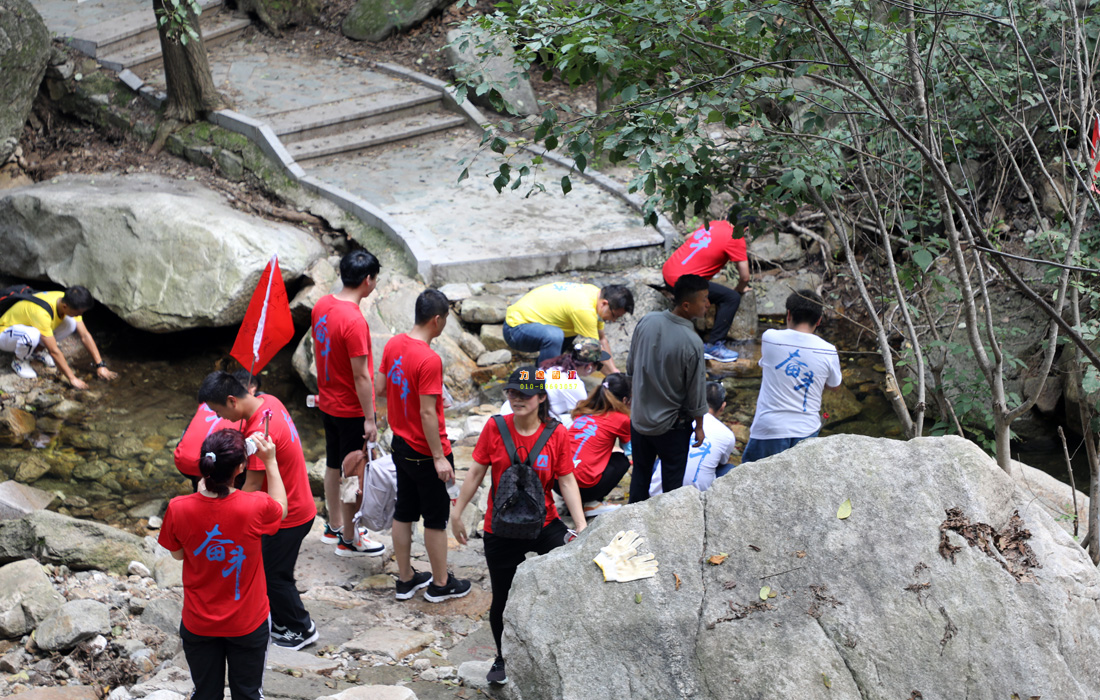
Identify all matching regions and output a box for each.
[458,168,469,183]
[759,586,771,601]
[561,176,572,195]
[490,137,507,154]
[574,152,587,173]
[634,592,642,604]
[912,249,934,271]
[822,673,832,688]
[837,499,852,520]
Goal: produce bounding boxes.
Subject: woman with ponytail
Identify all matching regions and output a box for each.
[158,429,287,700]
[564,372,633,513]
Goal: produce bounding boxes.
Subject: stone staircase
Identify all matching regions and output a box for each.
[68,0,251,76]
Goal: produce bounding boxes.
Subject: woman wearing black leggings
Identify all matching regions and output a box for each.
[451,366,587,686]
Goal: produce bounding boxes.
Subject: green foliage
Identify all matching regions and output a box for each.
[155,0,201,45]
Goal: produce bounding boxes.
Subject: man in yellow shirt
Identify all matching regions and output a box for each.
[503,283,633,373]
[0,286,118,389]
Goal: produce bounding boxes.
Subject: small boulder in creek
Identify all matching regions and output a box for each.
[34,599,111,651]
[0,174,326,332]
[0,558,64,638]
[502,435,1100,699]
[0,510,153,574]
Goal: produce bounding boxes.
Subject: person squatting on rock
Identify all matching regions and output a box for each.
[451,366,588,686]
[198,371,319,650]
[311,249,386,557]
[499,336,609,428]
[158,429,286,700]
[650,381,739,496]
[0,285,118,388]
[502,281,633,373]
[560,372,633,514]
[174,370,261,492]
[742,290,842,464]
[661,208,754,363]
[626,274,710,503]
[380,289,472,603]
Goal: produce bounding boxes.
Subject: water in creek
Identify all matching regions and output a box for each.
[1,313,1088,534]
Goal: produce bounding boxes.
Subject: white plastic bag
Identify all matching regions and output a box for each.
[355,442,397,532]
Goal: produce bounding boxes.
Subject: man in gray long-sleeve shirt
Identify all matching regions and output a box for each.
[627,274,710,502]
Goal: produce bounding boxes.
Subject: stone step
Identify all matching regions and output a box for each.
[289,113,469,163]
[265,88,444,145]
[97,12,251,76]
[69,0,225,59]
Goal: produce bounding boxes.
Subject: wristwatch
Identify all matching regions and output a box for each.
[92,361,107,369]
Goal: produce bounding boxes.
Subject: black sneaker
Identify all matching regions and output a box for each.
[271,620,319,650]
[395,570,432,600]
[423,572,472,603]
[486,657,508,685]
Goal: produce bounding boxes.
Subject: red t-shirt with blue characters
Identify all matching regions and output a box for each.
[174,403,230,478]
[380,333,451,457]
[311,294,373,418]
[662,219,749,286]
[159,490,283,637]
[240,394,317,529]
[567,411,632,488]
[472,415,573,535]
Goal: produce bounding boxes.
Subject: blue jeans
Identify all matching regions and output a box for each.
[715,462,736,478]
[503,323,564,366]
[740,431,819,464]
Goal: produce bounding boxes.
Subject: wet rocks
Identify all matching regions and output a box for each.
[0,559,64,638]
[1,407,35,446]
[35,599,111,651]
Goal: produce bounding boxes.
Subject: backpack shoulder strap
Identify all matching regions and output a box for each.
[524,421,560,466]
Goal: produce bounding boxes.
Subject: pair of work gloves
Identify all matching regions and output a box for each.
[593,530,659,582]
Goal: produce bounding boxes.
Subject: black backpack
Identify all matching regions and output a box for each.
[490,416,558,540]
[0,285,54,320]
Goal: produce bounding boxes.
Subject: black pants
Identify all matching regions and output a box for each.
[261,517,313,634]
[628,424,693,503]
[708,282,742,344]
[484,519,569,657]
[554,453,630,503]
[392,435,452,530]
[321,410,365,473]
[180,618,269,700]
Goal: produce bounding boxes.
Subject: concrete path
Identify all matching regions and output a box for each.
[34,3,669,284]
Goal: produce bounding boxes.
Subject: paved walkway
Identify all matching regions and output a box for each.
[35,5,667,283]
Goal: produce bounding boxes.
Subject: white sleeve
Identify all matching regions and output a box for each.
[826,352,843,388]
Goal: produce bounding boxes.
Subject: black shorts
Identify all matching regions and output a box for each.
[321,410,364,471]
[483,519,569,570]
[391,434,452,530]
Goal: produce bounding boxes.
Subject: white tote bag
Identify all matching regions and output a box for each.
[355,443,397,532]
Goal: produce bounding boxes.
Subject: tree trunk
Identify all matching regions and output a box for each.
[1087,431,1099,564]
[154,0,227,123]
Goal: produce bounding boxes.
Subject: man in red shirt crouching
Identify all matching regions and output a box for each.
[199,371,320,650]
[661,208,754,363]
[380,290,471,603]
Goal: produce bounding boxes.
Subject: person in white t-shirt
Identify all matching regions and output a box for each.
[499,337,606,428]
[650,382,738,495]
[742,289,842,463]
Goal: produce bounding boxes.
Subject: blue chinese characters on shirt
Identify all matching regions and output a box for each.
[314,314,331,382]
[193,524,247,600]
[387,355,410,417]
[776,349,815,411]
[571,415,600,462]
[681,228,713,265]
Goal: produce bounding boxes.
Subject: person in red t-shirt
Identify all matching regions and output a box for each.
[661,208,754,363]
[199,371,319,651]
[159,428,286,700]
[174,371,260,491]
[451,366,587,686]
[564,372,633,513]
[380,289,472,603]
[311,250,386,557]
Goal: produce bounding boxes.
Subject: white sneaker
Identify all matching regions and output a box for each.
[31,349,55,368]
[11,358,37,379]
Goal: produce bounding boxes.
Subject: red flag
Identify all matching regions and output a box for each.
[1089,115,1100,193]
[230,255,295,374]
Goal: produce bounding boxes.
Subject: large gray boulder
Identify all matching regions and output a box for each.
[342,0,452,43]
[446,27,538,117]
[503,435,1100,699]
[0,510,154,575]
[0,558,64,638]
[0,174,326,332]
[0,0,48,163]
[35,599,111,651]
